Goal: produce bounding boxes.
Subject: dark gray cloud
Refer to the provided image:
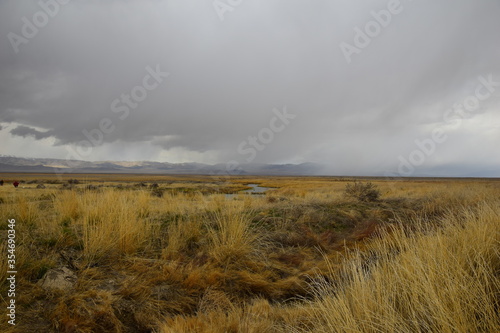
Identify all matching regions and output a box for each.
[10,125,54,140]
[0,0,499,176]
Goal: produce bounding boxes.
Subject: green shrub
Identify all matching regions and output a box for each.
[151,187,164,198]
[344,181,380,202]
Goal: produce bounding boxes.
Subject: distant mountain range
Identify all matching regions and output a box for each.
[1,156,498,178]
[0,156,326,176]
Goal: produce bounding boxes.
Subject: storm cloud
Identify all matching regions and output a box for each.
[9,124,54,140]
[0,0,499,176]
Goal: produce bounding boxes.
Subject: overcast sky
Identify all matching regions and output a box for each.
[1,0,499,176]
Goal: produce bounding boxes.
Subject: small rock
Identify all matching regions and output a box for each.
[38,267,77,291]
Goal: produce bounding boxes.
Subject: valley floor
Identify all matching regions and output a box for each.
[0,174,499,332]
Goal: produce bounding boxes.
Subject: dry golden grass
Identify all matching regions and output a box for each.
[206,202,260,268]
[0,174,498,332]
[306,203,500,333]
[77,190,154,264]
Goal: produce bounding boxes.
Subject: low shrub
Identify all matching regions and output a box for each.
[344,181,380,202]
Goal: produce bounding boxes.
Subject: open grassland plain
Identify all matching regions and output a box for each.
[0,174,499,332]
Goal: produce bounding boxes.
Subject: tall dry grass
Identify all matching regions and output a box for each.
[76,190,154,264]
[306,202,500,333]
[162,217,204,260]
[206,203,260,267]
[160,298,309,333]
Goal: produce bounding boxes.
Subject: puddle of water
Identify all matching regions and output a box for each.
[242,184,271,194]
[225,184,272,199]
